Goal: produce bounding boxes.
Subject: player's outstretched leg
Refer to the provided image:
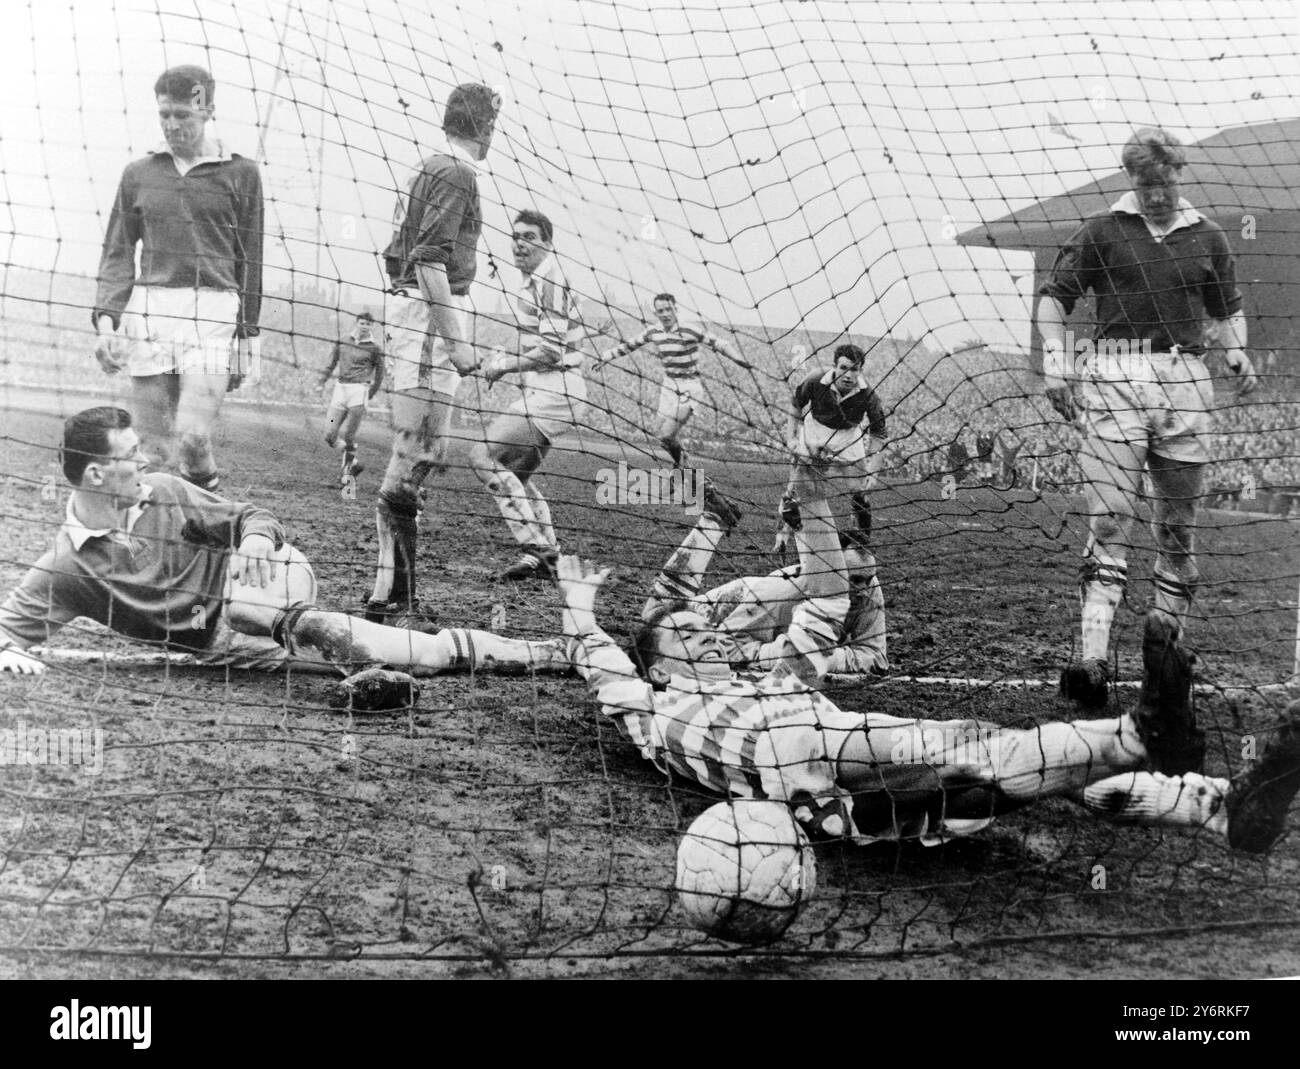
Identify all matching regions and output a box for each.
[1226,700,1300,853]
[1131,609,1204,775]
[262,605,571,680]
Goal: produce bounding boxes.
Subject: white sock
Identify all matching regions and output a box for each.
[1082,771,1229,836]
[523,481,558,550]
[432,628,569,672]
[486,471,547,548]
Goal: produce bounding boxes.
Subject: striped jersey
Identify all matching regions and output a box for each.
[515,253,584,372]
[574,632,853,806]
[607,324,726,379]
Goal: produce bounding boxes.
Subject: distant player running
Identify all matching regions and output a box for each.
[473,210,588,581]
[320,311,385,486]
[600,293,752,469]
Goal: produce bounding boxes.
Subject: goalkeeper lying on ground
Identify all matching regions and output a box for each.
[0,407,568,685]
[556,481,1300,855]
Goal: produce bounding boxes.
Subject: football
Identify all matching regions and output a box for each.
[675,800,817,945]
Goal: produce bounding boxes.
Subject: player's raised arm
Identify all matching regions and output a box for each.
[704,329,753,370]
[599,325,653,365]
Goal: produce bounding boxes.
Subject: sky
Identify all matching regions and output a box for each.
[1,0,1297,352]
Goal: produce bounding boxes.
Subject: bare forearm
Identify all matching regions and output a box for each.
[1037,297,1070,383]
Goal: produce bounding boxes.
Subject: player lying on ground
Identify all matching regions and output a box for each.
[775,343,887,556]
[644,482,887,675]
[1036,125,1256,708]
[93,64,263,493]
[599,292,752,470]
[555,493,1300,854]
[321,310,385,486]
[0,408,567,686]
[473,209,589,582]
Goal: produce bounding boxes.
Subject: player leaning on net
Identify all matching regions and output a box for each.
[598,293,753,470]
[554,491,1300,855]
[320,311,385,486]
[643,482,888,676]
[367,83,501,629]
[92,64,263,494]
[0,408,567,688]
[471,210,589,582]
[1037,126,1257,709]
[774,343,887,556]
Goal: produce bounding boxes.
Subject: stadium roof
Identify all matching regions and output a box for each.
[957,118,1300,252]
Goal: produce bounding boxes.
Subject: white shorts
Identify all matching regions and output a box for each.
[386,291,467,396]
[800,420,869,466]
[510,369,588,443]
[329,382,370,411]
[122,287,239,376]
[1078,351,1213,464]
[656,376,705,423]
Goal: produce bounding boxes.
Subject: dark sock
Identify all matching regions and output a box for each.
[852,491,872,540]
[374,491,419,607]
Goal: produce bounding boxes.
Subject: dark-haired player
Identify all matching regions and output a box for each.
[367,83,501,627]
[0,408,567,683]
[599,293,751,469]
[321,311,385,485]
[775,343,887,555]
[473,209,589,581]
[1037,126,1256,707]
[93,64,263,492]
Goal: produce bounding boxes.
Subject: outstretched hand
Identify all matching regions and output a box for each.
[556,555,611,612]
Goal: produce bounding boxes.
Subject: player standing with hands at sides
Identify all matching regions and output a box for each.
[599,293,752,470]
[367,83,500,629]
[93,65,263,493]
[473,210,588,582]
[320,311,385,486]
[775,344,887,556]
[1037,126,1256,708]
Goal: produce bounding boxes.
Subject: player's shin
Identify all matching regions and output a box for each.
[990,717,1145,799]
[482,469,547,547]
[1082,771,1229,836]
[522,481,558,550]
[652,518,726,604]
[1079,551,1127,661]
[273,608,569,674]
[370,491,420,611]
